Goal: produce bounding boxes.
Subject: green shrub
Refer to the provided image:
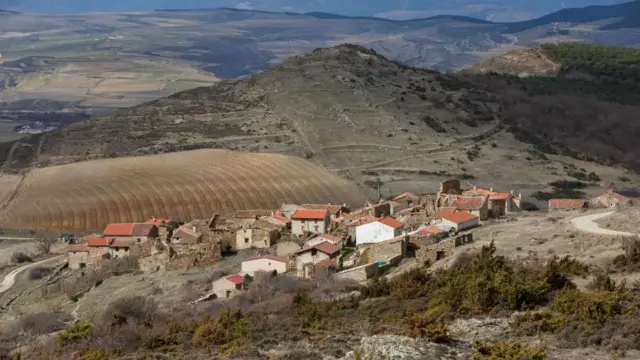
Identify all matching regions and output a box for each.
[473,341,546,360]
[57,321,94,347]
[510,311,567,335]
[550,289,628,324]
[192,309,252,347]
[292,293,359,330]
[78,349,121,360]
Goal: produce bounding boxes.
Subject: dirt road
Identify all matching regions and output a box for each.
[0,255,65,294]
[571,211,635,236]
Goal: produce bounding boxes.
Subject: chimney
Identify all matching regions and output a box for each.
[473,186,477,190]
[510,190,514,195]
[192,226,197,233]
[490,187,493,192]
[518,192,522,199]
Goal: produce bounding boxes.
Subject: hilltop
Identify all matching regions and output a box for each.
[1,44,638,205]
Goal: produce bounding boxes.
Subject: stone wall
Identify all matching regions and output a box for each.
[334,262,380,282]
[439,179,462,195]
[368,239,405,264]
[416,233,473,265]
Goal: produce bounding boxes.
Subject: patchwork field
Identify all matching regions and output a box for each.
[0,149,367,231]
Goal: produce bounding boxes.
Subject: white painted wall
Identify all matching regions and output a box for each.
[241,258,289,276]
[441,217,479,232]
[291,218,328,236]
[355,222,402,246]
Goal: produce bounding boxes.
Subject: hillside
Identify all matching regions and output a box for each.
[1,44,639,206]
[0,149,367,231]
[467,42,640,105]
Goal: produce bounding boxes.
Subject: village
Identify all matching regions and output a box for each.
[64,179,633,301]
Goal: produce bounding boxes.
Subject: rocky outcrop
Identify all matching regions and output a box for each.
[342,335,471,360]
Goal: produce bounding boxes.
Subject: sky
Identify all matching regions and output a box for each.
[0,0,626,22]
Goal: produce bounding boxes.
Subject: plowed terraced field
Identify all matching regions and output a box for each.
[0,149,367,231]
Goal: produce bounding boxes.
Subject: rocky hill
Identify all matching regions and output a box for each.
[2,44,639,201]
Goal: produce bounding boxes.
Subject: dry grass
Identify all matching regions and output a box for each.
[0,149,366,230]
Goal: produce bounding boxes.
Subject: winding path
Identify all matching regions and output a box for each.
[571,211,635,237]
[0,255,65,294]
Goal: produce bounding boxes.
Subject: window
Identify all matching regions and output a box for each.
[311,249,317,256]
[244,237,249,244]
[137,238,141,242]
[226,290,231,298]
[264,240,267,246]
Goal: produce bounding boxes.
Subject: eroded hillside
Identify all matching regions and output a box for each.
[2,44,639,200]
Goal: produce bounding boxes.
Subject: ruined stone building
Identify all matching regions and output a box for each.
[235,219,281,250]
[588,189,632,208]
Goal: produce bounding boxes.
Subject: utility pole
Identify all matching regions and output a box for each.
[377,177,382,203]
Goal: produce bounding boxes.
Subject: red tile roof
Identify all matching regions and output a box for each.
[291,209,329,220]
[301,204,343,214]
[234,209,273,219]
[244,254,289,264]
[607,189,629,202]
[110,240,135,248]
[271,214,291,224]
[145,218,173,226]
[90,251,110,259]
[451,197,486,211]
[549,199,585,209]
[348,215,377,226]
[490,192,512,200]
[87,237,113,247]
[418,226,446,237]
[321,234,344,243]
[226,274,245,285]
[103,223,157,237]
[68,244,90,253]
[393,192,420,201]
[297,241,340,256]
[314,241,340,256]
[441,211,478,224]
[433,207,458,218]
[103,223,135,236]
[377,217,405,229]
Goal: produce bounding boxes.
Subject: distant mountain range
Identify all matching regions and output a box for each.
[2,0,623,22]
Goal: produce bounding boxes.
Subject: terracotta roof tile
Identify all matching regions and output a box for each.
[226,274,245,285]
[348,215,377,226]
[68,244,90,253]
[451,197,486,211]
[441,211,478,224]
[607,189,629,202]
[549,199,585,209]
[291,209,329,220]
[132,223,158,237]
[418,226,446,236]
[297,241,340,256]
[377,217,405,229]
[87,237,113,247]
[171,225,201,242]
[321,234,344,243]
[433,207,458,218]
[244,254,289,263]
[103,223,135,236]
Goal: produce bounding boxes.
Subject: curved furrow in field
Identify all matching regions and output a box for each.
[223,159,270,210]
[224,156,281,209]
[256,156,314,205]
[242,155,291,206]
[189,163,238,215]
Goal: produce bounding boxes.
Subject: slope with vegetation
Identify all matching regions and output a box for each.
[463,42,640,172]
[5,241,640,359]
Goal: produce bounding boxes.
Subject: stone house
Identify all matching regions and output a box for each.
[393,192,420,208]
[355,217,405,246]
[103,223,159,243]
[145,217,174,238]
[291,209,330,236]
[588,189,632,208]
[263,213,291,229]
[301,204,346,221]
[295,241,340,278]
[171,225,202,244]
[86,237,114,257]
[241,254,290,276]
[233,209,274,227]
[548,199,586,211]
[463,188,522,216]
[212,273,246,299]
[359,236,406,264]
[235,219,281,250]
[440,211,479,232]
[109,239,134,259]
[67,244,90,269]
[451,197,489,220]
[305,233,345,249]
